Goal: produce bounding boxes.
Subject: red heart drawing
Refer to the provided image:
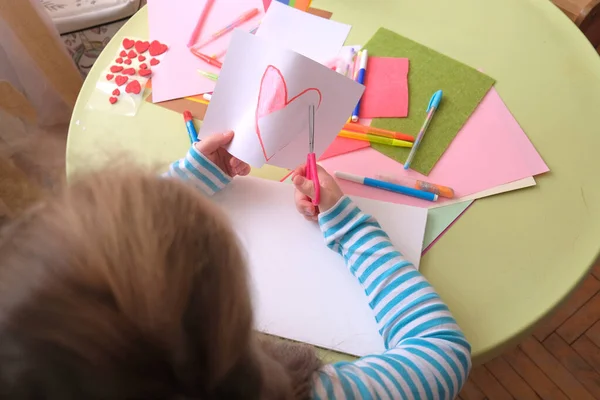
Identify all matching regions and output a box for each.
[255,65,322,161]
[150,58,160,66]
[109,96,118,104]
[135,40,150,54]
[120,50,127,57]
[115,57,123,64]
[127,50,137,59]
[123,38,134,49]
[110,65,123,73]
[106,74,114,80]
[140,63,148,70]
[124,59,132,65]
[122,68,135,76]
[125,80,141,95]
[139,69,152,77]
[149,40,168,56]
[112,88,120,96]
[138,55,146,62]
[115,75,128,86]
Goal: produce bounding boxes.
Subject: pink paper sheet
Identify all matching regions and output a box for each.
[320,88,549,208]
[319,137,370,160]
[148,0,264,102]
[359,57,409,118]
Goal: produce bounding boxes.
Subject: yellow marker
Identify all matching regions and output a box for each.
[339,131,413,148]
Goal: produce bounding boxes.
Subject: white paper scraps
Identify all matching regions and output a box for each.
[256,1,351,63]
[211,176,428,356]
[200,30,364,170]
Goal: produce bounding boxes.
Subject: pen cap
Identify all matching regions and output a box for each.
[183,110,193,122]
[427,90,443,112]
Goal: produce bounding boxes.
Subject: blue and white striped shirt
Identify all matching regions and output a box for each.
[165,146,471,400]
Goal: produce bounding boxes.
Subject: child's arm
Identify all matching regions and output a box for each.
[162,144,231,196]
[310,197,471,400]
[162,132,250,196]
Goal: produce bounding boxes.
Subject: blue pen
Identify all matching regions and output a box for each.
[183,110,199,143]
[351,50,368,122]
[404,90,443,170]
[335,171,438,202]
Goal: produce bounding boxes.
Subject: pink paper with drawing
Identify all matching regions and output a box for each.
[147,0,264,102]
[320,88,549,208]
[199,31,364,169]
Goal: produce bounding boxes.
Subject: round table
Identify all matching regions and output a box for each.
[66,0,600,363]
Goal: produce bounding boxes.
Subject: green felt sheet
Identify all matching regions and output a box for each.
[363,28,495,175]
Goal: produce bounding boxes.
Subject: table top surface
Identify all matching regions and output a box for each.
[66,0,600,362]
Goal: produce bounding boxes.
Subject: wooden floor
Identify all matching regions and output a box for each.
[459,262,600,399]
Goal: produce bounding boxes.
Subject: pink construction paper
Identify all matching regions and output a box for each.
[319,137,370,160]
[147,0,264,102]
[320,88,549,208]
[359,57,409,118]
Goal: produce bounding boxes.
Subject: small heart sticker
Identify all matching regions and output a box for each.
[127,50,137,59]
[138,55,146,62]
[106,74,114,80]
[122,38,134,49]
[135,40,150,54]
[109,96,118,104]
[139,69,152,77]
[150,58,160,66]
[122,68,136,76]
[112,88,120,96]
[120,50,127,57]
[115,75,128,86]
[125,80,141,95]
[140,63,148,70]
[115,57,123,64]
[149,40,168,56]
[124,59,132,65]
[110,65,123,73]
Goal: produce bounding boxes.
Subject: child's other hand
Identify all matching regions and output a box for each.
[292,165,344,221]
[194,131,251,177]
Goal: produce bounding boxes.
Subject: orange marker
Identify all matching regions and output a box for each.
[190,48,223,68]
[376,174,455,199]
[343,123,414,143]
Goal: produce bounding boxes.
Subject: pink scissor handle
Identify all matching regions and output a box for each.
[306,153,320,206]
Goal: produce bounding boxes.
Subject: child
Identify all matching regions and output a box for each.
[0,131,471,399]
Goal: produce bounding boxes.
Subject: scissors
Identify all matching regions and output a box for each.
[306,104,320,206]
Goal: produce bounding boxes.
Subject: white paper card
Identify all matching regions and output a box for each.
[199,31,364,170]
[256,1,351,63]
[212,176,428,356]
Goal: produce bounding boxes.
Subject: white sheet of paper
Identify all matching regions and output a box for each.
[428,177,536,209]
[255,1,351,63]
[200,31,364,170]
[212,176,428,356]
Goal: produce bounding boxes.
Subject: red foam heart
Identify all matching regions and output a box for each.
[120,50,127,57]
[135,40,150,54]
[122,38,134,49]
[138,55,146,62]
[150,58,160,66]
[112,88,120,96]
[140,63,148,70]
[106,74,114,80]
[125,80,141,95]
[149,40,168,56]
[122,68,135,76]
[115,57,123,64]
[109,96,118,104]
[124,59,132,65]
[255,65,322,161]
[110,65,123,73]
[127,50,137,59]
[115,75,128,86]
[139,69,152,77]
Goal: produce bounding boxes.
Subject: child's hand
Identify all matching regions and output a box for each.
[194,131,251,177]
[292,165,344,221]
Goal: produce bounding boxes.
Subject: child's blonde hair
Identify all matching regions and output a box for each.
[0,168,320,399]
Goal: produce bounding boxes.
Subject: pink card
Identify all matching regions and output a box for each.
[359,57,409,118]
[320,88,549,208]
[148,0,264,102]
[319,137,370,160]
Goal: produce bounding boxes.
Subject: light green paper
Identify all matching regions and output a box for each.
[424,201,473,249]
[363,28,495,175]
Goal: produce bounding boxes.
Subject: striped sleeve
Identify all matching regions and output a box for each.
[162,145,231,196]
[311,196,472,400]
